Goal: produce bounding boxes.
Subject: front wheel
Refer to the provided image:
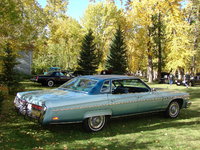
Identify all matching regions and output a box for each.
[165,101,180,118]
[83,115,107,132]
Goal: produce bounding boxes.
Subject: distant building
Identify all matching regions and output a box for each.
[15,51,32,75]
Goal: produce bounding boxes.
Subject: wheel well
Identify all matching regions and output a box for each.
[47,79,54,82]
[171,99,183,108]
[83,109,112,119]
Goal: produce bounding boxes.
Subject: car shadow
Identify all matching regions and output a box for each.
[2,106,199,150]
[2,87,200,149]
[13,108,198,149]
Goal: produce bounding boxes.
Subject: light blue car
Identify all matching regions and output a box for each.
[14,75,191,132]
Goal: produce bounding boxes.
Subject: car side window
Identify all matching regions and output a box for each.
[51,72,56,76]
[55,72,60,76]
[101,80,110,93]
[112,80,128,94]
[112,79,150,94]
[59,72,65,76]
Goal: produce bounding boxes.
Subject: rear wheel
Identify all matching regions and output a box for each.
[83,115,107,132]
[47,80,54,87]
[165,101,180,118]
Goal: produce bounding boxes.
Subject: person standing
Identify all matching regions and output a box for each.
[169,73,174,85]
[184,73,190,88]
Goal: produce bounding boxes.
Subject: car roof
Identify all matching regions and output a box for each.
[80,75,139,81]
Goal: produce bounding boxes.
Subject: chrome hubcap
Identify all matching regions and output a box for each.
[88,116,105,130]
[48,81,54,86]
[169,102,179,117]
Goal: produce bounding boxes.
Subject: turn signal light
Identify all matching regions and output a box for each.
[52,117,59,120]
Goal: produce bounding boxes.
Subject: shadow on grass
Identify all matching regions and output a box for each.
[1,106,199,149]
[1,86,200,149]
[22,81,56,91]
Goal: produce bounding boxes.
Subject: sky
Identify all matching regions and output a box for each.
[37,0,188,21]
[37,0,124,21]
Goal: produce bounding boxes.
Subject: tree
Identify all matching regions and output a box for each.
[0,0,46,73]
[152,13,166,81]
[78,29,98,75]
[184,0,200,74]
[106,27,128,74]
[81,1,127,70]
[33,0,83,73]
[127,0,193,82]
[1,44,19,94]
[33,17,83,73]
[164,4,193,74]
[45,0,68,18]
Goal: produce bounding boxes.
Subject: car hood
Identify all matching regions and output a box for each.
[17,88,87,106]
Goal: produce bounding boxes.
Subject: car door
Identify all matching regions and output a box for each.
[128,79,165,112]
[136,90,165,112]
[107,79,141,116]
[108,79,165,116]
[59,72,70,83]
[53,72,62,83]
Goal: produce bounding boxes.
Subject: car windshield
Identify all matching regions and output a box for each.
[59,77,98,92]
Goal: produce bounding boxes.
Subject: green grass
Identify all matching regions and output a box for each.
[0,81,200,150]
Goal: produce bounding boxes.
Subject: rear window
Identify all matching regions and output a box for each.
[59,77,98,92]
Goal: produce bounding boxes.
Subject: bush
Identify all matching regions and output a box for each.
[0,85,8,113]
[8,83,25,95]
[1,44,22,95]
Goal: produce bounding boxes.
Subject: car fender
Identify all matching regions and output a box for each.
[83,109,112,119]
[46,78,55,82]
[166,98,184,109]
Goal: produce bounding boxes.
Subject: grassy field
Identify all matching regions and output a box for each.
[0,81,200,150]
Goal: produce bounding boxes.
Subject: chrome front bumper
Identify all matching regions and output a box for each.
[186,101,192,108]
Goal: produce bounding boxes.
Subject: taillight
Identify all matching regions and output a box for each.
[32,104,43,111]
[36,76,38,81]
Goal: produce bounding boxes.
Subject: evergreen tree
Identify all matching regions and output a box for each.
[78,29,98,75]
[106,27,128,74]
[1,44,19,94]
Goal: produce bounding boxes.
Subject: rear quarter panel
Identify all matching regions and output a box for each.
[42,94,109,124]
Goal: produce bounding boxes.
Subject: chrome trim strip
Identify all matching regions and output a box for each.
[52,95,188,112]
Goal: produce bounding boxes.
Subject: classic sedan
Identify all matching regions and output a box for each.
[14,75,191,132]
[31,71,73,87]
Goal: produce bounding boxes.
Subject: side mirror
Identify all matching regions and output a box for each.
[151,88,156,92]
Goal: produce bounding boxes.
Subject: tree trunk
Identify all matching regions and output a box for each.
[147,27,153,83]
[147,53,153,83]
[157,12,162,80]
